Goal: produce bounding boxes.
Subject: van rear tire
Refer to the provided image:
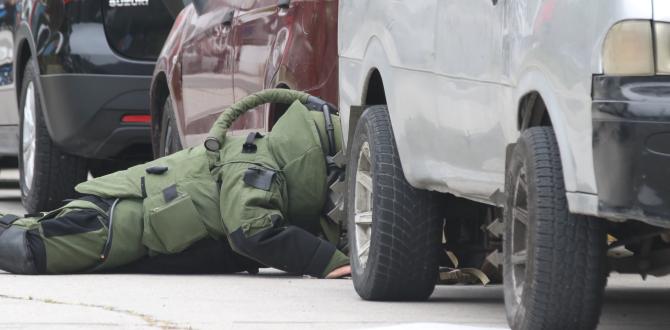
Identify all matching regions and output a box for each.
[347,105,442,301]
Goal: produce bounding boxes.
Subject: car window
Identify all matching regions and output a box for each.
[103,0,186,61]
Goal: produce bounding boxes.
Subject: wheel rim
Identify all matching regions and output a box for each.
[510,166,529,305]
[21,82,37,192]
[354,141,373,269]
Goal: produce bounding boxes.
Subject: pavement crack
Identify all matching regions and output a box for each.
[0,293,188,329]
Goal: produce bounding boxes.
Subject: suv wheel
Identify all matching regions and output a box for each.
[19,60,87,213]
[503,127,607,330]
[158,98,182,157]
[347,105,442,301]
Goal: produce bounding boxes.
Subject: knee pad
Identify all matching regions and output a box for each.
[0,226,44,274]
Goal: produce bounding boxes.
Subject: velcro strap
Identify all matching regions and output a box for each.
[163,184,179,203]
[0,214,20,226]
[141,176,147,198]
[146,166,169,175]
[243,167,276,191]
[270,214,283,227]
[79,195,113,213]
[242,132,263,154]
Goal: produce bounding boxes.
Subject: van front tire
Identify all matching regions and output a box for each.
[347,105,442,301]
[503,127,607,330]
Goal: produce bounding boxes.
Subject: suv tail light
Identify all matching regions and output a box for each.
[121,114,151,123]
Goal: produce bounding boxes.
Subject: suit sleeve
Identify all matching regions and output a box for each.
[226,211,347,278]
[220,164,348,278]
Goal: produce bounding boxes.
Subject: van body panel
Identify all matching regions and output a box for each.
[339,0,657,208]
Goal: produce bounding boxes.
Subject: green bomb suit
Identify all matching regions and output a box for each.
[0,90,348,277]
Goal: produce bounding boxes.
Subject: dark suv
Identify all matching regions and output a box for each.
[0,0,185,213]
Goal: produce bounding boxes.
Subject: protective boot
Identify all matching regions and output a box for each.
[0,215,42,274]
[0,196,144,275]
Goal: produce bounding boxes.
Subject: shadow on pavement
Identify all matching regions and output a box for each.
[600,286,670,329]
[0,181,19,189]
[0,195,21,202]
[605,286,670,303]
[430,285,504,304]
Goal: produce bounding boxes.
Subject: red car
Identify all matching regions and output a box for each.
[150,0,338,156]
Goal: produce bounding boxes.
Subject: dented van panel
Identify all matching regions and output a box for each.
[339,0,657,217]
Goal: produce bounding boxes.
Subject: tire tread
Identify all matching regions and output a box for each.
[505,127,607,330]
[349,105,442,301]
[20,61,87,213]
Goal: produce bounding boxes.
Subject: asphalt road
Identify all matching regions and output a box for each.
[0,168,668,329]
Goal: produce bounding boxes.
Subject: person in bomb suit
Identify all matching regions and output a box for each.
[0,89,350,278]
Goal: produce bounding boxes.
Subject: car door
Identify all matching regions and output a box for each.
[180,0,238,147]
[228,0,281,134]
[432,0,509,197]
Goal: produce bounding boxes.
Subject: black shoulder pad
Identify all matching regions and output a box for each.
[243,167,276,191]
[0,214,20,226]
[146,166,169,175]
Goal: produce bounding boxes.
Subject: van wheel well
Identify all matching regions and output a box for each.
[364,70,387,106]
[150,73,169,158]
[518,92,552,130]
[344,69,388,154]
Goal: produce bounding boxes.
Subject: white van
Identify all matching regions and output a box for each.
[339,1,670,329]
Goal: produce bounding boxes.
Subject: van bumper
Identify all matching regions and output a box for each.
[592,75,670,228]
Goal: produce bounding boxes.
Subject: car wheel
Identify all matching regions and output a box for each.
[503,127,607,330]
[347,105,442,301]
[18,60,87,213]
[158,98,182,157]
